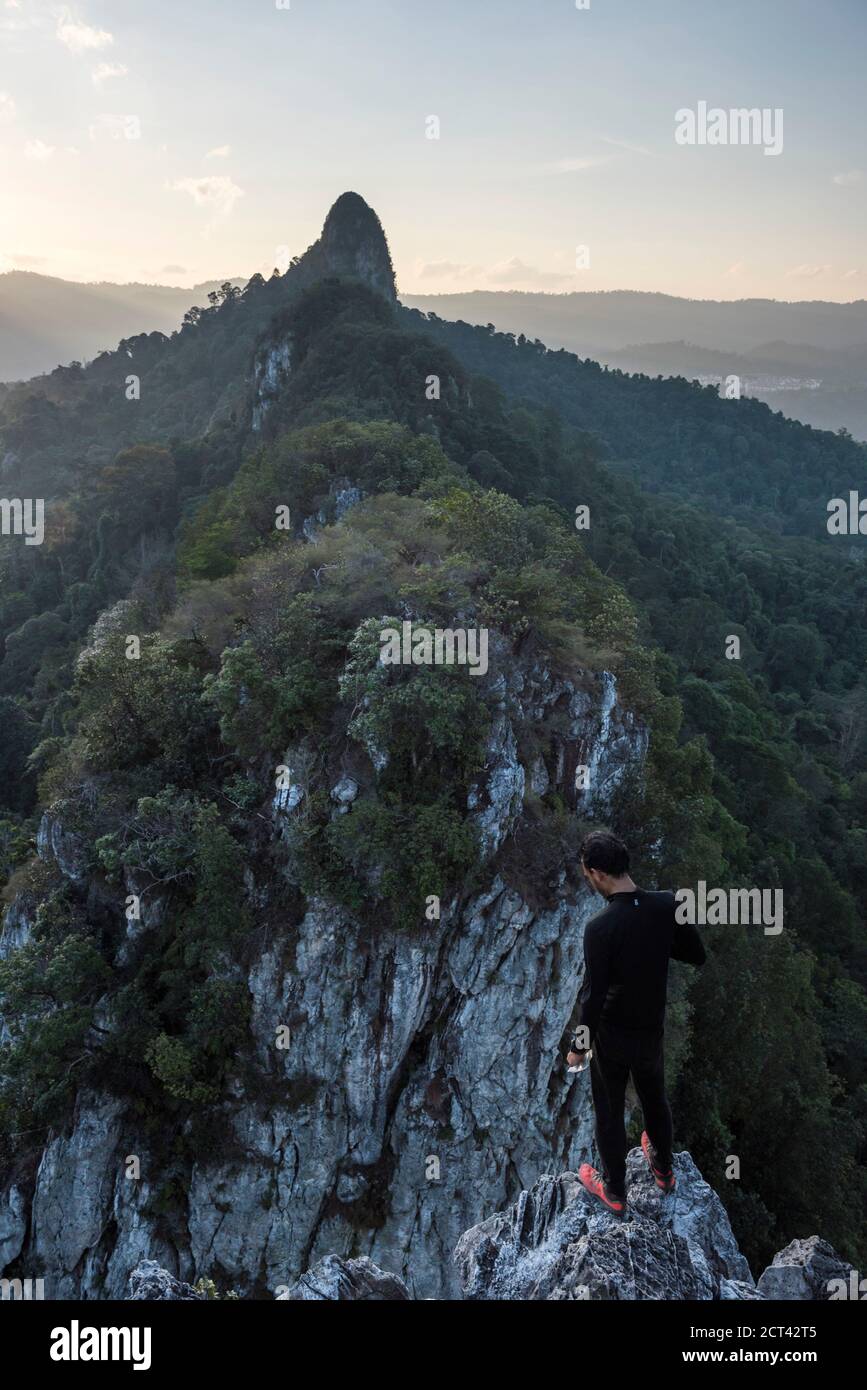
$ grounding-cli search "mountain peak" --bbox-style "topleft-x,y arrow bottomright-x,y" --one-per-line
307,191 -> 396,302
322,190 -> 379,226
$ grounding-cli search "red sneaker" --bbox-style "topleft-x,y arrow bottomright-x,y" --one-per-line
641,1131 -> 676,1193
579,1162 -> 626,1215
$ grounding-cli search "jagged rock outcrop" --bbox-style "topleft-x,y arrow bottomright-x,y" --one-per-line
36,806 -> 89,887
121,1157 -> 854,1301
251,338 -> 292,432
0,1185 -> 27,1269
0,895 -> 34,961
300,480 -> 365,540
250,192 -> 395,433
275,1254 -> 411,1301
127,1260 -> 205,1301
1,656 -> 646,1300
757,1236 -> 857,1300
304,192 -> 397,304
251,191 -> 395,433
454,1150 -> 853,1301
455,1151 -> 739,1300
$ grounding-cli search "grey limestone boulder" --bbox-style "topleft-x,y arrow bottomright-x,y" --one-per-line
128,1260 -> 205,1301
757,1236 -> 857,1301
276,1254 -> 411,1301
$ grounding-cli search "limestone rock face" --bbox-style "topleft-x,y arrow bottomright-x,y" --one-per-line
300,480 -> 365,541
251,338 -> 291,431
37,806 -> 89,886
467,714 -> 525,856
0,661 -> 649,1301
0,895 -> 35,960
0,894 -> 38,1045
0,1185 -> 28,1269
125,1152 -> 852,1302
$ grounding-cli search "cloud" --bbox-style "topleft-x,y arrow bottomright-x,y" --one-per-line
92,61 -> 127,85
726,261 -> 745,276
9,252 -> 47,266
486,257 -> 573,289
785,263 -> 832,279
88,112 -> 140,141
600,136 -> 654,157
413,256 -> 574,289
162,264 -> 186,275
205,144 -> 231,159
833,170 -> 863,186
56,7 -> 113,54
168,174 -> 244,220
0,0 -> 32,34
537,156 -> 607,174
0,90 -> 14,122
24,138 -> 55,160
842,269 -> 860,280
415,259 -> 480,280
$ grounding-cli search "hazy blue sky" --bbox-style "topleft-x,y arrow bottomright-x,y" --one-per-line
1,0 -> 865,298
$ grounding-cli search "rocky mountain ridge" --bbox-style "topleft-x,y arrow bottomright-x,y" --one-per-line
2,189 -> 864,1308
119,1149 -> 855,1301
1,650 -> 646,1301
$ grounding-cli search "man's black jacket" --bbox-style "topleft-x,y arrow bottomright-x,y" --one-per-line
576,888 -> 705,1044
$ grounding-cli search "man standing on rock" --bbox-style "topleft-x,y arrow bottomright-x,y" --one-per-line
567,831 -> 705,1215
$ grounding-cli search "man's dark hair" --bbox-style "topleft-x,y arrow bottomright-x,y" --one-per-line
580,830 -> 630,876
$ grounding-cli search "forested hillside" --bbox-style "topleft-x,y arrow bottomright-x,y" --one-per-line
0,195 -> 865,1285
401,307 -> 867,542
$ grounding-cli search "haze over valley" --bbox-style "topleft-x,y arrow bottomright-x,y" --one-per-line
4,271 -> 866,439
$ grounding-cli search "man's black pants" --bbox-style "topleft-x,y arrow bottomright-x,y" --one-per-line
589,1020 -> 673,1198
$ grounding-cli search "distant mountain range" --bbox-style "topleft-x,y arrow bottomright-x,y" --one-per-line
400,290 -> 867,353
0,270 -> 245,382
2,271 -> 866,438
403,291 -> 867,439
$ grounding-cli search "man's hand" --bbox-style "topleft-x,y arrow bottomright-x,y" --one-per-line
567,1049 -> 587,1068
